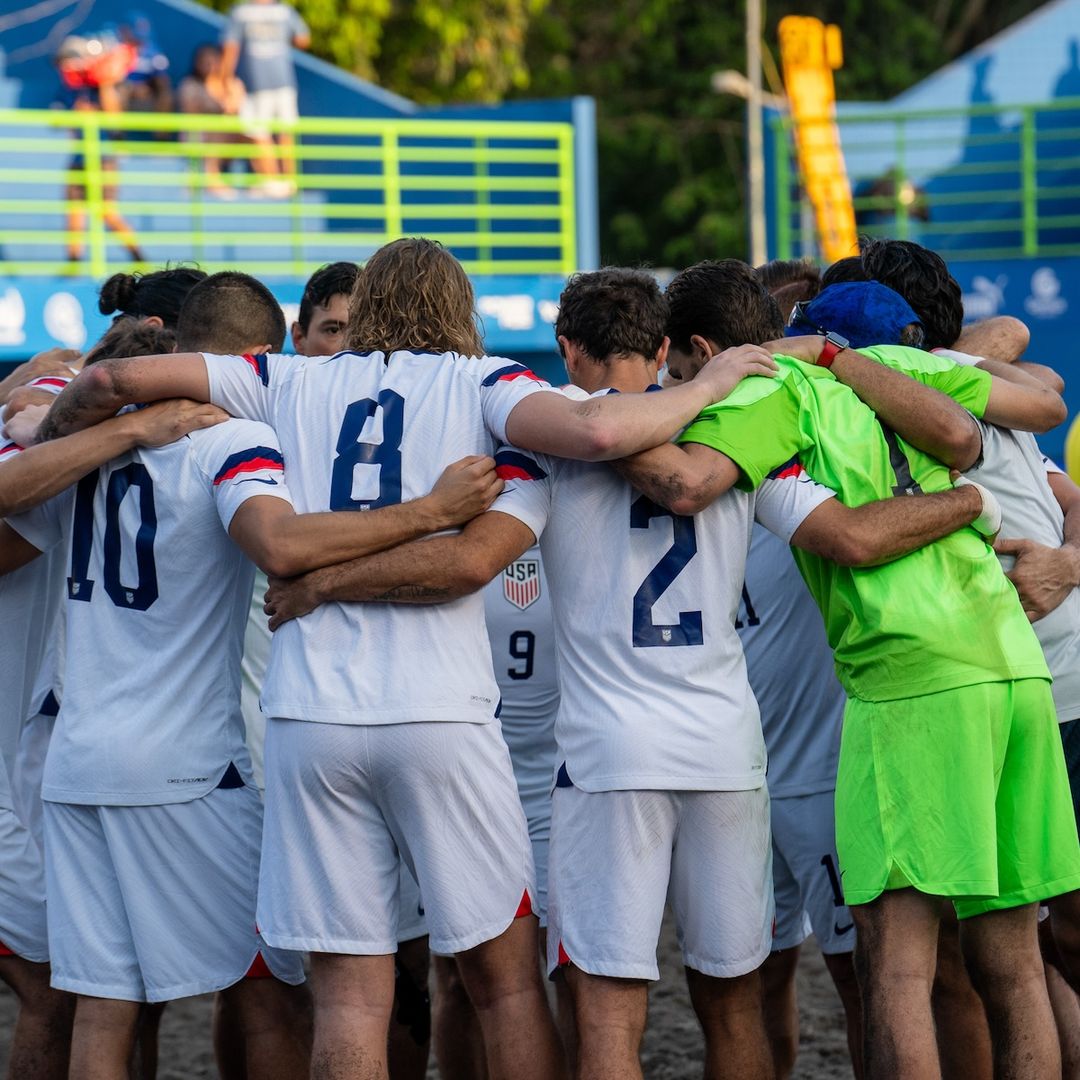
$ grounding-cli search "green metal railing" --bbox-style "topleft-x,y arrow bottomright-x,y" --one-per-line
0,108 -> 578,277
770,97 -> 1080,262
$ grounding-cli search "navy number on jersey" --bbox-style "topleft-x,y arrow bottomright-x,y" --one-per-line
629,495 -> 703,647
330,389 -> 404,510
733,584 -> 761,630
507,630 -> 535,680
68,464 -> 159,611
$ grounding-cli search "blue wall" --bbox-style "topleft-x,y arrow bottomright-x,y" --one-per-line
0,272 -> 567,362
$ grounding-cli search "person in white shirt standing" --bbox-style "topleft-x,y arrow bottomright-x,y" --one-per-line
33,239 -> 774,1080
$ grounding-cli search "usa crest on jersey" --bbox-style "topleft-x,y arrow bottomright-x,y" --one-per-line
503,558 -> 540,610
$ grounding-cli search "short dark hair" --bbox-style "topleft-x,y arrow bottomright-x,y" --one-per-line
83,320 -> 176,365
860,238 -> 962,349
175,272 -> 286,353
298,261 -> 360,333
666,260 -> 783,353
98,266 -> 207,329
755,259 -> 822,322
555,268 -> 667,362
820,255 -> 869,289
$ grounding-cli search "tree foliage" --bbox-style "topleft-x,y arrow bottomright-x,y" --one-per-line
196,0 -> 1044,264
196,0 -> 545,103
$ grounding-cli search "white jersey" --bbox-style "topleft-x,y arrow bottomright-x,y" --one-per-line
0,443 -> 64,788
967,425 -> 1080,722
2,375 -> 71,742
490,400 -> 836,793
203,349 -> 558,726
736,524 -> 845,798
483,546 -> 559,812
6,419 -> 292,805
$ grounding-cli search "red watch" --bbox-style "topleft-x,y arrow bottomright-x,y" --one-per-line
817,331 -> 849,368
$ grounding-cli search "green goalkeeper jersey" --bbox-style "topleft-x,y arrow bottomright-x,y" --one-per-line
678,344 -> 1050,702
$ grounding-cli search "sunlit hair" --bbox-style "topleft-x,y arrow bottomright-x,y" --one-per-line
344,238 -> 483,356
83,320 -> 176,365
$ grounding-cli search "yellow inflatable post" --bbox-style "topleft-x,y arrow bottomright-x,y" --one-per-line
778,16 -> 858,263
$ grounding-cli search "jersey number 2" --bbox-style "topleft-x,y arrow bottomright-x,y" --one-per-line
330,390 -> 404,510
630,496 -> 703,648
68,464 -> 159,611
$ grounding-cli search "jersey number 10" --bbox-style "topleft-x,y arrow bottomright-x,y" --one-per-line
68,464 -> 159,611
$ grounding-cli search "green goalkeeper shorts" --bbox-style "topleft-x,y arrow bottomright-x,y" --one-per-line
835,678 -> 1080,918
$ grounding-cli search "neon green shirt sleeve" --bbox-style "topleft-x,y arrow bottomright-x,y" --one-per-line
857,344 -> 993,418
677,372 -> 806,490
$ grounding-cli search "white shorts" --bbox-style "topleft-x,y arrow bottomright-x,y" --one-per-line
771,790 -> 855,955
240,87 -> 299,137
547,785 -> 773,981
0,796 -> 48,963
43,786 -> 304,1002
260,718 -> 536,958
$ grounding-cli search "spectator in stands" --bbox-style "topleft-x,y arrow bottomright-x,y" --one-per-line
55,33 -> 146,264
178,44 -> 246,198
221,0 -> 310,198
118,13 -> 173,115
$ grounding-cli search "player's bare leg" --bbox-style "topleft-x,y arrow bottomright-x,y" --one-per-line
454,915 -> 565,1080
129,1001 -> 166,1079
1048,889 -> 1080,992
0,956 -> 73,1080
1044,952 -> 1080,1080
388,936 -> 430,1080
564,966 -> 646,1080
220,972 -> 312,1080
933,906 -> 991,1080
760,946 -> 800,1077
212,991 -> 248,1080
539,929 -> 576,1072
851,888 -> 941,1079
70,995 -> 141,1080
822,951 -> 864,1079
310,952 -> 394,1080
959,902 -> 1060,1080
687,966 -> 771,1080
432,955 -> 487,1080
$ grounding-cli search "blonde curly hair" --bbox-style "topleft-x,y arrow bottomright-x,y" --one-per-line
345,238 -> 484,356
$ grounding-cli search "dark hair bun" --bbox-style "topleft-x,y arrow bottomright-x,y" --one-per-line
99,273 -> 139,316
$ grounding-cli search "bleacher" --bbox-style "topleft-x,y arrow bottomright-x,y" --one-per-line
0,0 -> 598,375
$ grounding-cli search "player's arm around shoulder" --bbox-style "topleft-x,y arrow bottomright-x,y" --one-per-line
262,509 -> 538,629
502,346 -> 777,461
613,440 -> 742,516
37,353 -> 212,442
787,482 -> 989,567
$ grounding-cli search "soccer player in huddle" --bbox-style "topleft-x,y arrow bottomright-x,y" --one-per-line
36,238 -> 770,1080
263,267 -> 997,1079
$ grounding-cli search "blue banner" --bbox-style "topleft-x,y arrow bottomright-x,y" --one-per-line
0,273 -> 567,361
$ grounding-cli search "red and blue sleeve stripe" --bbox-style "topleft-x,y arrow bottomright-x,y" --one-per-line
213,446 -> 284,485
494,449 -> 547,482
0,441 -> 23,460
481,364 -> 545,388
767,456 -> 805,481
242,353 -> 271,386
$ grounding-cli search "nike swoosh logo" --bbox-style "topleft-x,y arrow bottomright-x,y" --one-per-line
834,921 -> 854,935
239,477 -> 279,486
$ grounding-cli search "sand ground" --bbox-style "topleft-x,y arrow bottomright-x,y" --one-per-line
0,920 -> 853,1079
